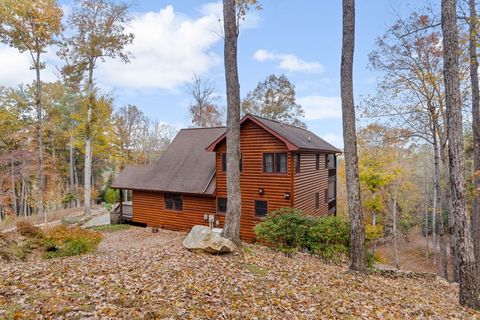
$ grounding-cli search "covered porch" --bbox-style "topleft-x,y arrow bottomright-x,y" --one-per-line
112,189 -> 133,222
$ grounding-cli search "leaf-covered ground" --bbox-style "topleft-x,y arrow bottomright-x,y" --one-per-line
1,227 -> 478,319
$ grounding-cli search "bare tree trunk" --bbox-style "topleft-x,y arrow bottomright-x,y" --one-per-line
425,166 -> 430,261
392,183 -> 400,269
440,136 -> 459,281
433,181 -> 437,264
341,0 -> 366,272
469,0 -> 480,262
84,65 -> 94,216
221,0 -> 242,244
10,158 -> 17,215
434,132 -> 448,278
34,50 -> 45,222
20,166 -> 26,217
441,0 -> 480,308
69,135 -> 75,208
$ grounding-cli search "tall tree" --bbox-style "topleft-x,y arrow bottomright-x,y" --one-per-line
221,0 -> 242,244
114,105 -> 147,165
59,0 -> 134,215
341,0 -> 366,272
469,0 -> 480,262
187,75 -> 223,127
441,0 -> 480,308
364,12 -> 456,278
242,74 -> 306,127
0,0 -> 63,220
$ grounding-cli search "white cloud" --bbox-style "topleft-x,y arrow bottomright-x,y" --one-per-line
254,49 -> 324,73
97,5 -> 223,90
297,95 -> 342,120
0,46 -> 58,87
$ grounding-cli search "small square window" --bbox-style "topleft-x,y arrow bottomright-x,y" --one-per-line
254,200 -> 268,217
164,193 -> 183,211
217,197 -> 227,213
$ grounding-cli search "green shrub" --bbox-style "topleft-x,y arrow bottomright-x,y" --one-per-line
42,225 -> 102,259
305,216 -> 350,263
103,188 -> 119,204
254,208 -> 311,256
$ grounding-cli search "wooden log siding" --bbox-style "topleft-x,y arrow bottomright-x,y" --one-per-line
132,191 -> 216,231
215,119 -> 292,241
294,152 -> 330,217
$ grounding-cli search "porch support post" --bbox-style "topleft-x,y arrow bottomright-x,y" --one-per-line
119,189 -> 123,217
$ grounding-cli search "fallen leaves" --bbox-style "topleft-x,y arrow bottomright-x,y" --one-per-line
0,226 -> 478,319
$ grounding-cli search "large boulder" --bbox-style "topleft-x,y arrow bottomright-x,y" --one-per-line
183,225 -> 237,254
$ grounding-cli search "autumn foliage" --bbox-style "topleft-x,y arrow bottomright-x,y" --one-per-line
42,225 -> 102,258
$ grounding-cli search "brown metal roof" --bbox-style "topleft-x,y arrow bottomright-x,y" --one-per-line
206,114 -> 342,153
112,127 -> 225,195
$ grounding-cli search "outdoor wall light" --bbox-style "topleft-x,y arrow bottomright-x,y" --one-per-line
258,187 -> 264,195
284,192 -> 291,200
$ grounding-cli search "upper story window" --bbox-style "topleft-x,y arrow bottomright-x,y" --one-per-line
164,193 -> 183,211
254,200 -> 268,217
316,154 -> 320,170
327,154 -> 336,170
295,153 -> 301,173
217,197 -> 227,213
221,153 -> 227,172
263,153 -> 287,173
221,153 -> 242,172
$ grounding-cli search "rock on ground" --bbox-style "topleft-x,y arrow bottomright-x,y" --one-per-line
183,225 -> 236,254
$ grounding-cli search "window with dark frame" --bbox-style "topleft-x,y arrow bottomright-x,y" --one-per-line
316,154 -> 320,170
263,153 -> 287,173
324,189 -> 328,204
275,153 -> 287,173
164,193 -> 183,211
221,153 -> 226,172
325,154 -> 328,168
254,200 -> 268,217
263,153 -> 274,173
217,197 -> 227,213
315,192 -> 320,209
295,153 -> 301,173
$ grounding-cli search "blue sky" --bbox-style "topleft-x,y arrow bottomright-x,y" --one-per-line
0,0 -> 422,148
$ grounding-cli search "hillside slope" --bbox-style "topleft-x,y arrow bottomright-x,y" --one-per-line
0,227 -> 478,319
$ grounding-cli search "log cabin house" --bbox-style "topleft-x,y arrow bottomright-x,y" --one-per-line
112,114 -> 341,242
